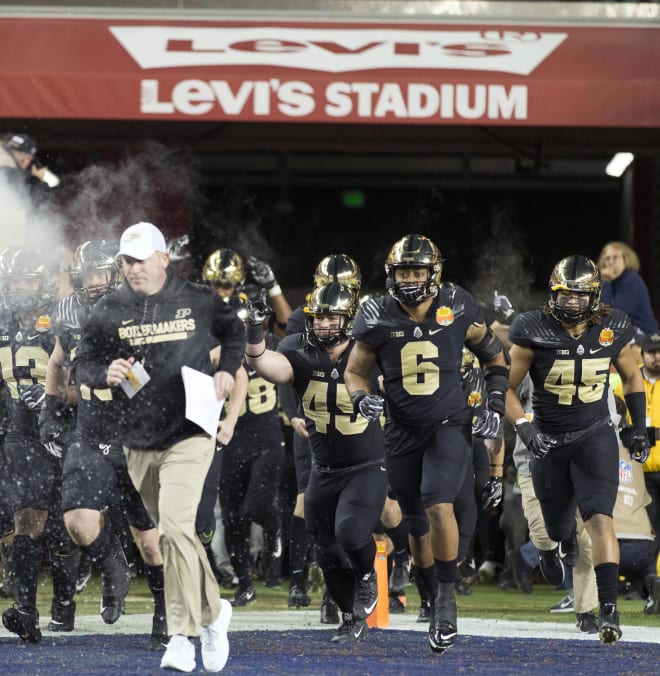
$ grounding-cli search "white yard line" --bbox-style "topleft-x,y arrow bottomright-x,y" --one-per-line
3,610 -> 657,644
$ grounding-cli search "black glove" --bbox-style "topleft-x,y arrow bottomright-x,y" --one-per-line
42,441 -> 63,459
480,477 -> 503,510
246,256 -> 277,290
620,426 -> 652,463
38,394 -> 68,445
472,409 -> 502,439
351,390 -> 384,422
18,383 -> 46,411
516,420 -> 558,460
247,288 -> 273,327
493,291 -> 515,321
630,433 -> 651,464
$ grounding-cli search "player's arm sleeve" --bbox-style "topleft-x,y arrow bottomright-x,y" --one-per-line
212,295 -> 247,376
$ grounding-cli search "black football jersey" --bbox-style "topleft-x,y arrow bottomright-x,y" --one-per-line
53,295 -> 124,442
0,306 -> 56,440
509,309 -> 633,434
351,287 -> 485,426
278,333 -> 384,469
233,333 -> 281,429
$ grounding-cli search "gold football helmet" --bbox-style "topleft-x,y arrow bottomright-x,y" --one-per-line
385,234 -> 443,305
313,254 -> 361,292
69,239 -> 120,303
548,255 -> 601,324
0,246 -> 59,312
202,248 -> 245,287
303,282 -> 358,348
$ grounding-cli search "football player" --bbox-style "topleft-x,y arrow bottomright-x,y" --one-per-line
505,254 -> 650,644
245,282 -> 387,643
283,254 -> 362,620
344,234 -> 509,654
0,246 -> 76,644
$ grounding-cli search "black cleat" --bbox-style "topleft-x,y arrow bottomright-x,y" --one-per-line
320,595 -> 340,625
389,594 -> 406,614
576,612 -> 598,634
389,559 -> 411,594
3,606 -> 42,643
230,585 -> 256,607
598,604 -> 622,644
100,547 -> 131,625
148,613 -> 168,651
558,532 -> 579,568
48,600 -> 75,632
643,575 -> 660,615
330,613 -> 368,643
354,568 -> 378,621
429,620 -> 458,653
539,547 -> 565,587
429,582 -> 457,654
511,549 -> 534,594
288,584 -> 311,608
417,600 -> 431,623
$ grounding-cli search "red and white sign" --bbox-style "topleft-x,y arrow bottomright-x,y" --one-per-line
0,17 -> 659,126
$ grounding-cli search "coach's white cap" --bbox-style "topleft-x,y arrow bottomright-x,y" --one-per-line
119,222 -> 167,261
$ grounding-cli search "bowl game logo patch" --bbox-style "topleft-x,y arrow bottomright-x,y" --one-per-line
435,306 -> 454,326
598,328 -> 614,347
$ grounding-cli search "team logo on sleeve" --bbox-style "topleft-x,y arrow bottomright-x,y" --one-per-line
435,307 -> 454,326
34,315 -> 52,331
598,328 -> 614,347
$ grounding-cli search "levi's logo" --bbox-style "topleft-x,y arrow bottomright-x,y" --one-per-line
110,26 -> 567,76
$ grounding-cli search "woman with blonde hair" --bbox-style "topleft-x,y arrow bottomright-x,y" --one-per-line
598,241 -> 658,338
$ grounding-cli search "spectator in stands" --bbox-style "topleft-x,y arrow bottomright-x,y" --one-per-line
598,241 -> 658,342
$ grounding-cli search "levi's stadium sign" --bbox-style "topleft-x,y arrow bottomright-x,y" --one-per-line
0,17 -> 659,126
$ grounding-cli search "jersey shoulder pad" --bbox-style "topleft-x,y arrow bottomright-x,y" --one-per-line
601,308 -> 632,332
53,295 -> 82,332
509,310 -> 564,347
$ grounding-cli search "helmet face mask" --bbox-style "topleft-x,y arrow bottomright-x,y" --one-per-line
167,234 -> 196,280
304,282 -> 357,348
69,239 -> 120,304
0,247 -> 59,312
202,249 -> 245,291
548,255 -> 601,325
385,234 -> 443,305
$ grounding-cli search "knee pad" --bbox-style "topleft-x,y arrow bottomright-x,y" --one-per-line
335,515 -> 369,553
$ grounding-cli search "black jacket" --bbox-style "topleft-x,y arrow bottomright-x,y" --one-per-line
75,267 -> 246,450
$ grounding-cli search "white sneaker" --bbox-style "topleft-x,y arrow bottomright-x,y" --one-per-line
160,634 -> 196,672
201,598 -> 232,672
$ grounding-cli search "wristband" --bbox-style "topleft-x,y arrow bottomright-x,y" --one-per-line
247,323 -> 265,345
515,417 -> 529,427
245,347 -> 266,359
268,284 -> 282,298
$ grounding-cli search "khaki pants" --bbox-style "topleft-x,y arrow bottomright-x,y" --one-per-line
518,473 -> 598,614
126,435 -> 220,636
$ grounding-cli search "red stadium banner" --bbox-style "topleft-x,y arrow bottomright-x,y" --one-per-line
0,17 -> 659,126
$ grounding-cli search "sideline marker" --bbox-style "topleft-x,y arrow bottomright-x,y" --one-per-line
367,540 -> 389,628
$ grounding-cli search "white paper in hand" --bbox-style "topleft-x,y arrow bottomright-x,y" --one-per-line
181,366 -> 224,437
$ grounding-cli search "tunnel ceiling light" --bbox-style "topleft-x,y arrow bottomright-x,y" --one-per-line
605,152 -> 634,177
